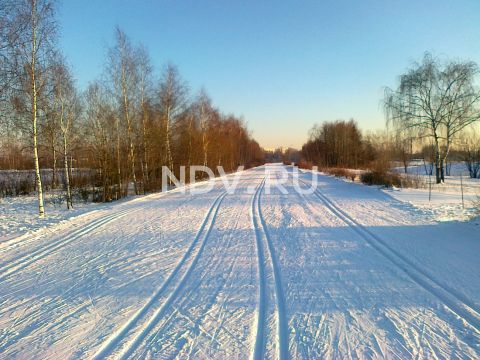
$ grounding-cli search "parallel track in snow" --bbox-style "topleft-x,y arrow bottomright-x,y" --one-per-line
251,178 -> 289,360
298,172 -> 480,334
92,190 -> 228,360
0,208 -> 137,282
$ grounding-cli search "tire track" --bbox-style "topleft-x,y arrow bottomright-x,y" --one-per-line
251,177 -> 289,360
92,191 -> 227,360
0,208 -> 136,282
298,172 -> 480,334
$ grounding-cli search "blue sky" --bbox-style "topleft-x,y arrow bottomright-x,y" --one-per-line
58,0 -> 480,149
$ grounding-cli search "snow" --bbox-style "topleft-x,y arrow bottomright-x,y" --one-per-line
0,164 -> 479,359
0,193 -> 100,242
390,162 -> 479,221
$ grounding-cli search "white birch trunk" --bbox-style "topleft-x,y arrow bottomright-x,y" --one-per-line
31,0 -> 45,217
63,133 -> 72,209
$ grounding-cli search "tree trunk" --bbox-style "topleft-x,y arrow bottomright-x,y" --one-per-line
121,68 -> 138,196
52,146 -> 57,189
102,161 -> 107,202
33,107 -> 45,217
63,134 -> 72,209
165,107 -> 174,186
142,137 -> 148,193
440,159 -> 444,183
116,118 -> 122,198
128,135 -> 137,195
435,157 -> 441,184
434,135 -> 442,184
202,128 -> 208,169
69,155 -> 73,185
31,0 -> 45,217
441,141 -> 451,183
165,107 -> 173,171
141,103 -> 149,193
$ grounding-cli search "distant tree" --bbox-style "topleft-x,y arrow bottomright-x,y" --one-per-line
1,16 -> 264,203
393,129 -> 413,174
419,143 -> 435,176
51,56 -> 77,209
195,89 -> 213,168
302,119 -> 367,169
158,64 -> 188,172
84,81 -> 117,201
282,147 -> 301,164
42,95 -> 60,189
108,27 -> 139,195
462,130 -> 480,179
384,53 -> 480,183
136,44 -> 153,192
0,0 -> 14,103
174,106 -> 198,179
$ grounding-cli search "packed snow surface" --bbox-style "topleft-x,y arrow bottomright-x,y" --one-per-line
0,164 -> 479,359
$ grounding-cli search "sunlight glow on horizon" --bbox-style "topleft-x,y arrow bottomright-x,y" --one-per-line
59,0 -> 480,149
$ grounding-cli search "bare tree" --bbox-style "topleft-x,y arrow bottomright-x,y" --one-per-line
2,13 -> 266,203
0,1 -> 23,166
12,0 -> 57,216
108,27 -> 139,195
51,56 -> 77,208
0,1 -> 10,95
41,96 -> 59,188
393,128 -> 413,174
84,81 -> 116,201
302,120 -> 366,169
136,44 -> 152,192
0,0 -> 22,105
384,53 -> 480,183
158,64 -> 188,172
196,89 -> 212,168
462,128 -> 480,179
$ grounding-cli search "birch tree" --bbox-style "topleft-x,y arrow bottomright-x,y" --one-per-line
462,131 -> 480,179
108,28 -> 139,195
0,1 -> 11,104
0,1 -> 23,167
384,53 -> 480,183
13,0 -> 57,217
196,89 -> 213,168
0,0 -> 21,105
51,56 -> 76,208
85,81 -> 116,202
42,103 -> 59,188
158,64 -> 188,172
136,44 -> 152,192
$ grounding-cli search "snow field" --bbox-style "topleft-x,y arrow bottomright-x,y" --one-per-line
0,164 -> 479,359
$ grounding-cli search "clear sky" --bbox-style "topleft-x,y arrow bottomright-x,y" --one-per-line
58,0 -> 480,149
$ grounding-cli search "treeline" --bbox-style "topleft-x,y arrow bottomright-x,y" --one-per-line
298,53 -> 480,185
301,119 -> 375,169
298,118 -> 480,185
0,1 -> 263,214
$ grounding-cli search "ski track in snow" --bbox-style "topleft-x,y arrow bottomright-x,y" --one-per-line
251,177 -> 289,360
0,208 -> 138,282
250,179 -> 268,360
96,191 -> 228,359
0,165 -> 479,359
298,173 -> 480,333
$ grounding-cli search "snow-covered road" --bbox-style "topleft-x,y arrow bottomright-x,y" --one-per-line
1,164 -> 479,359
